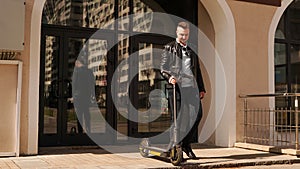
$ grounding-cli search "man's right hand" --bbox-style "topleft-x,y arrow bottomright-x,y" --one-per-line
169,76 -> 176,85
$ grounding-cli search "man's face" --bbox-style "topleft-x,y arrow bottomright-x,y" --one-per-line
75,60 -> 83,67
176,27 -> 189,45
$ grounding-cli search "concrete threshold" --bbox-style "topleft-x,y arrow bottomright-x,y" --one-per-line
235,142 -> 300,156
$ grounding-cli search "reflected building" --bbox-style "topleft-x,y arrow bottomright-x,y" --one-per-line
43,0 -> 85,98
43,0 -> 158,109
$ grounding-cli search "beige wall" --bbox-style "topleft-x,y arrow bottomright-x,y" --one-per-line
226,0 -> 278,142
198,2 -> 215,145
200,0 -> 236,147
0,0 -> 25,50
0,0 -> 34,155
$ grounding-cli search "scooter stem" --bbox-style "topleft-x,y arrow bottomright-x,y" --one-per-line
173,84 -> 178,144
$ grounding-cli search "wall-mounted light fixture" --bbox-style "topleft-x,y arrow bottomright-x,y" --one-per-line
236,0 -> 281,7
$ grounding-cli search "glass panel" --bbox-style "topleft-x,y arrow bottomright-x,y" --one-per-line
291,44 -> 300,93
67,38 -> 85,134
43,0 -> 115,29
137,42 -> 171,133
275,66 -> 287,107
275,66 -> 287,92
275,15 -> 285,39
88,39 -> 108,133
116,34 -> 130,140
274,43 -> 286,65
133,0 -> 153,32
289,1 -> 300,41
291,44 -> 300,64
43,36 -> 59,134
68,38 -> 107,134
118,0 -> 130,31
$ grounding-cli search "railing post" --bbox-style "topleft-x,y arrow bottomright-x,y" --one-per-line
295,96 -> 299,150
244,98 -> 248,143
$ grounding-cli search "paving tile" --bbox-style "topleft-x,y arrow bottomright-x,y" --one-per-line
1,146 -> 300,169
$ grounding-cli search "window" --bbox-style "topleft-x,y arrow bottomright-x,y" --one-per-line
275,0 -> 300,99
274,1 -> 300,128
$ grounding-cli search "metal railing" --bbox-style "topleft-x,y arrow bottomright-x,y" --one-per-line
239,93 -> 300,150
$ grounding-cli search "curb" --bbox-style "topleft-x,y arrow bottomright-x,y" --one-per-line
150,158 -> 300,169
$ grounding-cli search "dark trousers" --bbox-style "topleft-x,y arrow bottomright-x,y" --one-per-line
168,86 -> 203,147
75,98 -> 91,133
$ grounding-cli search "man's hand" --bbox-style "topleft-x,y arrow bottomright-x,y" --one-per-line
169,76 -> 176,85
200,91 -> 205,99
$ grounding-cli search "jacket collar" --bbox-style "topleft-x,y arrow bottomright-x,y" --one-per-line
176,39 -> 188,48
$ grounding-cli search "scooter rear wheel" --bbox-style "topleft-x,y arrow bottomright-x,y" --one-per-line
139,138 -> 150,157
170,145 -> 183,166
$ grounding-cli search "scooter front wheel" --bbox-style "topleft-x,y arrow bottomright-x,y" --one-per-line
139,138 -> 150,157
170,145 -> 183,166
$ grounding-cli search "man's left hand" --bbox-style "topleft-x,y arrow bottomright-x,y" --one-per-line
200,92 -> 205,99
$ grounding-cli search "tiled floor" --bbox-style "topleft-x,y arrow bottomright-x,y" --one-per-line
1,145 -> 300,169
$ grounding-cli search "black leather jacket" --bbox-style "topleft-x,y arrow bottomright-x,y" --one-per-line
160,41 -> 206,93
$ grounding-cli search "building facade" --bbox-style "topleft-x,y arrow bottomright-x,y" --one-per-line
0,0 -> 299,155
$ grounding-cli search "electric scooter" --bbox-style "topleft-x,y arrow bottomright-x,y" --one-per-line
139,84 -> 183,166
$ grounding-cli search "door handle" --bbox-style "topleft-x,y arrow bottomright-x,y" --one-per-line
63,79 -> 72,98
50,80 -> 60,98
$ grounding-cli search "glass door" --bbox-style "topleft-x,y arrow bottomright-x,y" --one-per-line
39,25 -> 114,146
130,34 -> 173,142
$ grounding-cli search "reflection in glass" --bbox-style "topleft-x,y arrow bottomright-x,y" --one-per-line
275,67 -> 287,92
291,44 -> 300,93
275,66 -> 287,108
43,36 -> 59,134
116,34 -> 130,140
274,0 -> 300,117
289,1 -> 300,41
133,0 -> 153,32
68,38 -> 108,134
43,0 -> 115,29
275,16 -> 285,39
274,43 -> 286,65
118,0 -> 130,31
87,39 -> 108,133
67,38 -> 85,134
137,42 -> 171,133
291,44 -> 300,64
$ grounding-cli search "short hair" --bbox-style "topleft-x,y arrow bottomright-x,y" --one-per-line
177,21 -> 189,30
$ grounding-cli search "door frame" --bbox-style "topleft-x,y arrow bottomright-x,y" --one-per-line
129,33 -> 173,140
39,24 -> 115,146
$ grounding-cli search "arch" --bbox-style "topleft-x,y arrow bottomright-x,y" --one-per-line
199,0 -> 236,147
28,0 -> 236,153
268,0 -> 293,96
27,0 -> 46,154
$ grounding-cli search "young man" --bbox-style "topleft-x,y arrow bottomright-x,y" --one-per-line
72,58 -> 95,133
160,21 -> 206,159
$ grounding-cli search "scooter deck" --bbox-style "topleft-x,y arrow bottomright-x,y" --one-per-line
143,145 -> 170,157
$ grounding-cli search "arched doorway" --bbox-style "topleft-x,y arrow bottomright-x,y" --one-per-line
274,0 -> 300,105
39,0 -> 198,146
27,0 -> 236,152
270,0 -> 300,130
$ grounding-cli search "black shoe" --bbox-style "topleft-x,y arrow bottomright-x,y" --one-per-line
182,147 -> 189,155
182,146 -> 197,159
187,146 -> 197,159
187,149 -> 196,159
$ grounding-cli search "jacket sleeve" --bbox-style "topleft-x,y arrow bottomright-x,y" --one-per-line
88,69 -> 96,98
72,69 -> 78,97
195,56 -> 206,93
160,44 -> 172,81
